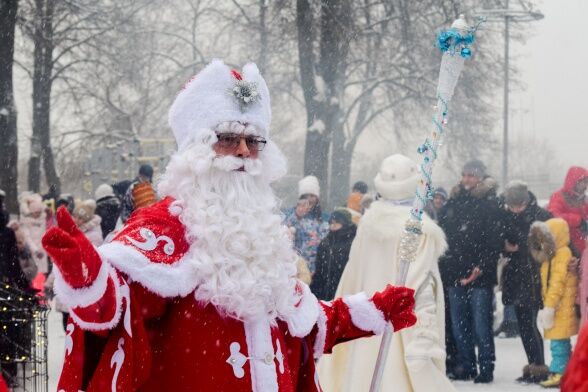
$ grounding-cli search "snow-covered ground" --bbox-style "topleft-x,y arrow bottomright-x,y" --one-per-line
46,308 -> 558,391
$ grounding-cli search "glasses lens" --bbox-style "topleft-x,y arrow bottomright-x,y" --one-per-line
218,134 -> 240,148
245,137 -> 259,150
245,137 -> 267,151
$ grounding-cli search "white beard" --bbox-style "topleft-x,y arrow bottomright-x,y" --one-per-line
158,129 -> 298,321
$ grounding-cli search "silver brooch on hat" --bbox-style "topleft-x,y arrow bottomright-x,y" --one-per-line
229,70 -> 260,112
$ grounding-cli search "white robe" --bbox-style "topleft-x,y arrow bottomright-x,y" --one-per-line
317,200 -> 456,392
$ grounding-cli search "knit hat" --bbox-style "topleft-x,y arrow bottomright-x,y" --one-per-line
73,199 -> 96,224
434,187 -> 448,200
462,159 -> 487,178
95,183 -> 115,201
330,209 -> 352,226
374,154 -> 419,201
168,59 -> 271,150
298,175 -> 320,198
504,180 -> 530,206
139,164 -> 154,181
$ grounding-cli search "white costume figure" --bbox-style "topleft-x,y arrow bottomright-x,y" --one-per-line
318,154 -> 456,392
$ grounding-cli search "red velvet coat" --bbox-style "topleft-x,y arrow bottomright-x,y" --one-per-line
53,198 -> 397,392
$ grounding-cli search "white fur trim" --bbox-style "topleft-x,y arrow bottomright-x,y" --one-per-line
313,302 -> 328,359
343,292 -> 388,335
168,60 -> 271,150
69,268 -> 123,331
244,318 -> 279,392
99,241 -> 199,298
53,260 -> 110,309
282,283 -> 320,338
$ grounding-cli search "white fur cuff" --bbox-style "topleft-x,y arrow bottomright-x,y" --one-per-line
313,302 -> 328,359
53,260 -> 111,309
69,267 -> 123,331
343,292 -> 388,335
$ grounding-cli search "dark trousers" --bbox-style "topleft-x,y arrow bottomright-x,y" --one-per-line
444,287 -> 458,372
514,304 -> 544,365
449,286 -> 496,375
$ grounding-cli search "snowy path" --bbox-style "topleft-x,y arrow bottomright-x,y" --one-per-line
46,309 -> 558,391
454,337 -> 554,391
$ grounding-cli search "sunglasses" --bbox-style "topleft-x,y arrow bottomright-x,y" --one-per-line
215,133 -> 267,152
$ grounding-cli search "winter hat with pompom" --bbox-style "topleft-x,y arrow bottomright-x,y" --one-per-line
298,176 -> 320,198
73,199 -> 97,224
374,154 -> 419,201
168,59 -> 271,150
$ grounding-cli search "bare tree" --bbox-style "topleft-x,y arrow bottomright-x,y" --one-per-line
0,0 -> 19,212
18,0 -> 146,194
295,0 -> 517,206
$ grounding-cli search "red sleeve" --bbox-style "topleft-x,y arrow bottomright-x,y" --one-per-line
548,193 -> 582,228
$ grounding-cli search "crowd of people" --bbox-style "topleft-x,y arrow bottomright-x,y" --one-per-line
283,159 -> 588,390
0,59 -> 587,392
0,158 -> 586,390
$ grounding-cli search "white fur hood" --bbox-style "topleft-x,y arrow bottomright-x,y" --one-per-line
360,200 -> 447,260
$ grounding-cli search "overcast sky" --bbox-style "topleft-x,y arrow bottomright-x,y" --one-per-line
510,0 -> 588,183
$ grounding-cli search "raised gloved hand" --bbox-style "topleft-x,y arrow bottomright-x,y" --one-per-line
538,307 -> 555,330
42,207 -> 102,289
371,284 -> 417,332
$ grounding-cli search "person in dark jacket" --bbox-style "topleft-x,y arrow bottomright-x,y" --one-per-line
310,209 -> 356,300
500,181 -> 552,383
0,208 -> 36,387
94,183 -> 121,239
438,159 -> 503,384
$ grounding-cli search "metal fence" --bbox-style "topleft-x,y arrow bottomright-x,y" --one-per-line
0,285 -> 49,392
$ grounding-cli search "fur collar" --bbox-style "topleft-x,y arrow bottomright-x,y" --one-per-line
359,201 -> 447,258
528,221 -> 556,263
450,176 -> 498,199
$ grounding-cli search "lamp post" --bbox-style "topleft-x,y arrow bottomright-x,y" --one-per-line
475,1 -> 543,187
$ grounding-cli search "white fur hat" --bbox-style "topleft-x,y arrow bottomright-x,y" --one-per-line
94,183 -> 114,201
298,175 -> 320,198
374,154 -> 419,201
168,59 -> 271,150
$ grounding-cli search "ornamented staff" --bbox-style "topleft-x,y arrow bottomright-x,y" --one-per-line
369,14 -> 484,392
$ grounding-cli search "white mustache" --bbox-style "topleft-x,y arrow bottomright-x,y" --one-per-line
212,155 -> 262,176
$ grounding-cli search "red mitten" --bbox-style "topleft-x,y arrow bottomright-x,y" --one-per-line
371,284 -> 416,332
42,207 -> 102,289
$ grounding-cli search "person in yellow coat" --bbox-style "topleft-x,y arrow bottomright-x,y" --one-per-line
529,218 -> 579,388
317,154 -> 456,392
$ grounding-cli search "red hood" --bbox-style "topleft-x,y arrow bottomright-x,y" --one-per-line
562,166 -> 588,194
